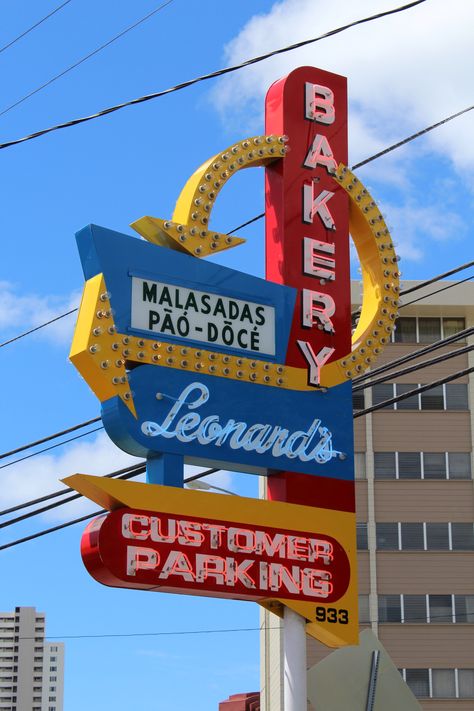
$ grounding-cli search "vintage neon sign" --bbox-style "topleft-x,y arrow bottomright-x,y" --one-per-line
81,508 -> 351,602
68,65 -> 399,648
65,474 -> 357,647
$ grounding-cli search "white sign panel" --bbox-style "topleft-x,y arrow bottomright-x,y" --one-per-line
131,277 -> 276,356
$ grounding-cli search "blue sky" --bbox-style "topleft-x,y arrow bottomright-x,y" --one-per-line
0,0 -> 473,708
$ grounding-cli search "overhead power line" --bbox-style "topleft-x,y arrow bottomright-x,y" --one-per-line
0,467 -> 219,549
0,426 -> 104,472
0,0 -> 175,118
0,0 -> 73,55
352,344 -> 474,393
353,366 -> 474,418
400,274 -> 473,309
0,416 -> 101,462
0,0 -> 428,151
400,260 -> 474,297
353,325 -> 474,385
0,312 -> 471,471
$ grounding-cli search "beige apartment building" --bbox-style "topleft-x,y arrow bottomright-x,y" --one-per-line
261,279 -> 474,710
0,607 -> 64,711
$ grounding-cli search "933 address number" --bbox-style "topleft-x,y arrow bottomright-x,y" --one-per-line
315,607 -> 349,624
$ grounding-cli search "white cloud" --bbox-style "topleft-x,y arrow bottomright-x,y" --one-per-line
0,281 -> 79,346
209,0 -> 474,262
0,431 -> 238,525
212,0 -> 474,167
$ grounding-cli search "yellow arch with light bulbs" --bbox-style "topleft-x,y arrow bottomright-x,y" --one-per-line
131,137 -> 400,386
70,137 -> 399,417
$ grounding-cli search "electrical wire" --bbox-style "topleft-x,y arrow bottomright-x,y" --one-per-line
0,467 -> 220,549
0,426 -> 103,472
0,212 -> 264,354
1,319 -> 471,470
353,366 -> 474,418
352,344 -> 474,393
400,274 -> 473,309
0,0 -> 73,55
0,0 -> 428,151
352,326 -> 474,385
0,416 -> 101,461
0,461 -> 146,516
0,0 -> 175,118
400,260 -> 474,297
0,307 -> 78,349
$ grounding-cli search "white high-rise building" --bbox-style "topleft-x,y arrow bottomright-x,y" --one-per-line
0,607 -> 64,711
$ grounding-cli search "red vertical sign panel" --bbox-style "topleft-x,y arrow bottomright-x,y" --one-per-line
265,66 -> 352,509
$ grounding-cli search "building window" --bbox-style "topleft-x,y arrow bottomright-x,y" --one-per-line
403,595 -> 427,623
393,316 -> 465,343
458,670 -> 474,698
400,522 -> 424,550
376,523 -> 399,550
405,669 -> 430,698
374,452 -> 396,479
451,523 -> 474,550
372,383 -> 394,409
396,383 -> 419,410
418,317 -> 442,343
420,384 -> 444,410
448,452 -> 471,479
445,383 -> 469,410
423,452 -> 446,479
425,523 -> 450,550
378,595 -> 401,623
356,523 -> 368,550
443,317 -> 465,338
393,317 -> 416,343
429,595 -> 453,623
352,391 -> 365,410
398,452 -> 421,479
432,669 -> 456,697
455,595 -> 474,623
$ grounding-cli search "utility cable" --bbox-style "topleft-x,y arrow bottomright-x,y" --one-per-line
0,416 -> 101,461
0,426 -> 103,472
400,260 -> 474,297
353,326 -> 474,385
0,461 -> 146,516
0,0 -> 175,118
353,366 -> 474,418
352,344 -> 474,393
0,307 -> 78,349
0,0 -> 73,55
1,324 -> 471,468
0,363 -> 471,547
0,0 -> 428,151
399,274 -> 473,309
9,610 -> 474,640
0,212 -> 264,353
0,467 -> 220,549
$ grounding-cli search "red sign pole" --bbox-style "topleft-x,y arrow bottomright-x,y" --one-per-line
265,66 -> 352,710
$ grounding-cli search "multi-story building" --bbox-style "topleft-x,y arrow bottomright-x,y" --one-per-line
0,607 -> 64,711
261,279 -> 474,710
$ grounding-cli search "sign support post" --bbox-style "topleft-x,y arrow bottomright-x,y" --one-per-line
283,607 -> 308,711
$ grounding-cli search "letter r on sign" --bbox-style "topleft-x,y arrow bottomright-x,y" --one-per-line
302,290 -> 336,333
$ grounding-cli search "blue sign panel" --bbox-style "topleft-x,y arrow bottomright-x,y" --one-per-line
102,367 -> 354,479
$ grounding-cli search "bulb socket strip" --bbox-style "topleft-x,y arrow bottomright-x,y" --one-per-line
317,164 -> 400,385
131,136 -> 288,259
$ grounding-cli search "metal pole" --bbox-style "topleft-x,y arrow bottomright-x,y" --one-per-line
283,607 -> 307,711
366,650 -> 380,711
